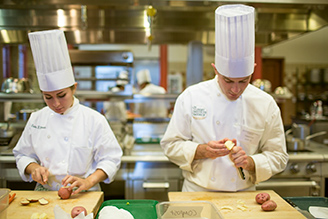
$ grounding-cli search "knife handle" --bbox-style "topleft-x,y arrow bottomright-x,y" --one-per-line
238,167 -> 246,180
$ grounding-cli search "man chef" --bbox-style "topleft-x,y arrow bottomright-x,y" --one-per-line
13,30 -> 122,195
134,69 -> 168,118
160,4 -> 288,192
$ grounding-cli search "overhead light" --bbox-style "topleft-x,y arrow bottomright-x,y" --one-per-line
57,9 -> 65,27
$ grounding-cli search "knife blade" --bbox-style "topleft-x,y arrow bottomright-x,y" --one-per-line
225,140 -> 246,180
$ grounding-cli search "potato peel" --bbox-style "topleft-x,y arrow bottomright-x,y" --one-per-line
220,206 -> 233,211
237,205 -> 248,211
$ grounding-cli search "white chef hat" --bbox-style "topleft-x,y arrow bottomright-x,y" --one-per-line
28,29 -> 75,92
136,69 -> 151,85
215,4 -> 255,78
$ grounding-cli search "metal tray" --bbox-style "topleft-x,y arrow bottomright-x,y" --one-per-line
284,197 -> 328,210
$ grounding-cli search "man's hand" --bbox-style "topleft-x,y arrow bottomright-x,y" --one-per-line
194,138 -> 231,160
230,146 -> 255,172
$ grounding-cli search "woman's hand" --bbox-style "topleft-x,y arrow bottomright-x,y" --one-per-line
61,175 -> 93,195
194,138 -> 231,160
25,162 -> 50,185
62,169 -> 108,195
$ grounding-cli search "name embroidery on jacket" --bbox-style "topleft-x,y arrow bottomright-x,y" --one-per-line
31,124 -> 46,129
192,106 -> 207,120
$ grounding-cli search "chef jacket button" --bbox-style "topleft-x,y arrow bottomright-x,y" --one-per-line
64,137 -> 69,141
46,157 -> 49,161
47,135 -> 51,139
217,93 -> 220,96
216,121 -> 220,125
68,116 -> 73,120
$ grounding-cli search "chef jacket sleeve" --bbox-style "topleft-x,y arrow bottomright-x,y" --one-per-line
161,91 -> 199,172
13,114 -> 41,182
250,102 -> 289,184
92,116 -> 123,184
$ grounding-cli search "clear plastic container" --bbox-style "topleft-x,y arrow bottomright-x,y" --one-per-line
156,201 -> 224,219
0,189 -> 10,219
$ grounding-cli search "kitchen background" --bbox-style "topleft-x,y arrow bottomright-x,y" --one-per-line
2,27 -> 328,128
0,0 -> 328,200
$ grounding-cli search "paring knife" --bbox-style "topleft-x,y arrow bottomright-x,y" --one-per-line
225,140 -> 245,180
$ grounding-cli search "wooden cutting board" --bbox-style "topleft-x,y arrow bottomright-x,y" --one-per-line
7,190 -> 104,219
169,190 -> 306,219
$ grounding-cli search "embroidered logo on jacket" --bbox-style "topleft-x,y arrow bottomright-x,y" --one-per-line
192,106 -> 207,120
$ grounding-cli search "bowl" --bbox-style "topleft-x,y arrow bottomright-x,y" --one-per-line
0,189 -> 10,219
1,78 -> 19,93
1,77 -> 33,93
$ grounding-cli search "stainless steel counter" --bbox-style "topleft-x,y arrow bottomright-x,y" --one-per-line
0,144 -> 169,163
2,141 -> 328,163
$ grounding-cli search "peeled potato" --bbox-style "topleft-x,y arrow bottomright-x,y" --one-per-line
225,140 -> 235,150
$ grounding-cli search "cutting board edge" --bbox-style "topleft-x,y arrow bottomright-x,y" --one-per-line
92,191 -> 104,217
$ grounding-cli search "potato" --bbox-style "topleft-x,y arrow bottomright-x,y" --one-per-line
58,187 -> 72,199
261,200 -> 277,211
20,199 -> 30,206
71,206 -> 87,218
255,192 -> 270,204
38,198 -> 49,205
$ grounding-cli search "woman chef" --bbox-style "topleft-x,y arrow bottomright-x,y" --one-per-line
13,30 -> 123,195
160,5 -> 288,192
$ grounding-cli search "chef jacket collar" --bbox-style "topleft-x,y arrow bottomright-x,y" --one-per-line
60,96 -> 79,115
213,75 -> 244,101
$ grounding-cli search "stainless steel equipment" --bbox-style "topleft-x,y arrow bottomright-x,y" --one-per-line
1,1 -> 328,46
286,131 -> 327,151
257,141 -> 328,197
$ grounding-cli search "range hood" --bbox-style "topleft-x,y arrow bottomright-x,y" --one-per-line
1,0 -> 328,46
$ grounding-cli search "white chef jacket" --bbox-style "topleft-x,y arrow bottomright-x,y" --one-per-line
135,83 -> 168,118
13,97 -> 123,191
103,100 -> 127,123
160,76 -> 288,192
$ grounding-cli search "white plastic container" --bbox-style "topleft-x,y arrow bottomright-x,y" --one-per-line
156,201 -> 224,219
0,189 -> 10,219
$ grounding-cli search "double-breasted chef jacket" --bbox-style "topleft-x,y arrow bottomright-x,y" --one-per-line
160,76 -> 289,192
13,97 -> 123,191
135,83 -> 168,118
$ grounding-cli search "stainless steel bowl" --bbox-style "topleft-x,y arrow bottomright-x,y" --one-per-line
1,77 -> 33,93
1,77 -> 19,93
